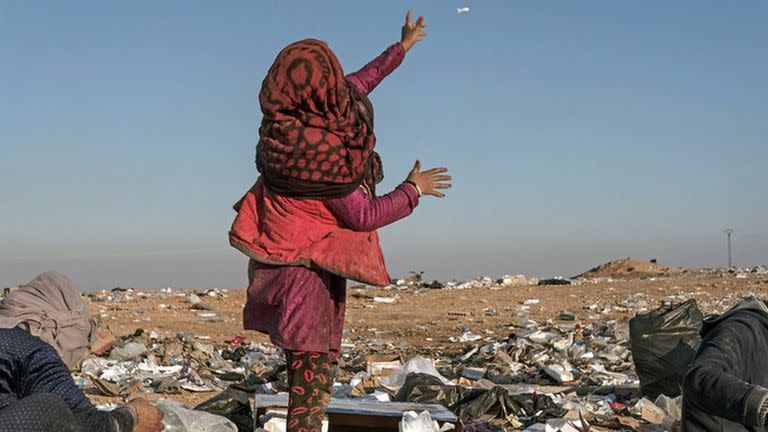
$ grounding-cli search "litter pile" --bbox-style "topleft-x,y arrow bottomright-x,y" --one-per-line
381,272 -> 541,291
65,265 -> 768,431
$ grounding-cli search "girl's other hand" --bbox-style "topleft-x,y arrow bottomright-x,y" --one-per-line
406,161 -> 451,198
401,10 -> 427,52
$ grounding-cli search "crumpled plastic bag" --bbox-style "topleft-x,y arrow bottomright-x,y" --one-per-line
195,388 -> 253,432
394,373 -> 478,411
629,299 -> 703,398
157,399 -> 238,432
380,356 -> 449,389
654,394 -> 682,421
400,410 -> 440,432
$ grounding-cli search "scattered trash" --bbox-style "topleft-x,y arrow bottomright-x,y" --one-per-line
399,410 -> 442,432
68,265 -> 768,431
195,388 -> 253,432
461,367 -> 487,381
380,356 -> 450,389
500,275 -> 530,287
538,278 -> 573,286
187,293 -> 201,305
109,342 -> 147,361
89,376 -> 143,397
544,362 -> 574,384
447,311 -> 471,317
654,394 -> 682,421
367,355 -> 402,377
374,296 -> 397,304
227,336 -> 247,347
157,399 -> 238,432
630,397 -> 667,424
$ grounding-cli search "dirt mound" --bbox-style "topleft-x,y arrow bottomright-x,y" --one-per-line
576,258 -> 684,279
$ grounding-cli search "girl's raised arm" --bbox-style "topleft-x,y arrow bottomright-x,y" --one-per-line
345,11 -> 427,95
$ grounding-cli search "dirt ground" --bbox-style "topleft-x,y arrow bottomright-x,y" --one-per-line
85,270 -> 768,409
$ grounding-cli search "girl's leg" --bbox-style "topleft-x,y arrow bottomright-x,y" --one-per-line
285,350 -> 334,432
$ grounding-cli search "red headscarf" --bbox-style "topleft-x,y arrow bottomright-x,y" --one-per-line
256,39 -> 383,198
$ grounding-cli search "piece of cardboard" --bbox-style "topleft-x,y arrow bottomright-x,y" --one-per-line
366,355 -> 401,377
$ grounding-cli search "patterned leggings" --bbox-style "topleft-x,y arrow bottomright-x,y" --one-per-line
286,350 -> 334,432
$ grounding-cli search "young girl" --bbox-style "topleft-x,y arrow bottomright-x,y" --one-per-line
230,11 -> 451,431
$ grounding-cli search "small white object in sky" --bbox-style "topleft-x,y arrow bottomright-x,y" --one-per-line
457,7 -> 470,14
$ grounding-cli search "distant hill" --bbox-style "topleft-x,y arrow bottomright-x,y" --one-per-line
575,257 -> 685,279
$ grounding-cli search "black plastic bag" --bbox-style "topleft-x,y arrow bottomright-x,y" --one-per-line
456,387 -> 524,421
394,373 -> 565,423
395,373 -> 479,411
195,387 -> 253,432
629,299 -> 703,399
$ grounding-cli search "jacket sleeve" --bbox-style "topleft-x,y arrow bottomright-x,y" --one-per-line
325,183 -> 419,232
683,320 -> 768,427
345,43 -> 405,95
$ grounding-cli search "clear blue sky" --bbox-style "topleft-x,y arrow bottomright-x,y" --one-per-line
1,1 -> 766,291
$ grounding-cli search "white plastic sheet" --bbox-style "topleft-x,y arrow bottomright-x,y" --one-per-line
399,411 -> 440,432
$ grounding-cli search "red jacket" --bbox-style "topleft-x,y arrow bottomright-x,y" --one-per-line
229,178 -> 391,286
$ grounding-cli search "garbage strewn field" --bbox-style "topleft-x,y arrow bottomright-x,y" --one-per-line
70,261 -> 768,431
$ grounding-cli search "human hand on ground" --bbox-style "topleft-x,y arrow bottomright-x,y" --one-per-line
401,10 -> 427,52
406,161 -> 451,198
127,398 -> 163,432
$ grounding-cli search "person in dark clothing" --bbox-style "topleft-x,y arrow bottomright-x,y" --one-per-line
682,296 -> 768,432
0,327 -> 162,432
0,392 -> 80,432
0,272 -> 163,432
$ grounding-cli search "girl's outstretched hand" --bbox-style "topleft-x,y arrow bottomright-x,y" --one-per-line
406,161 -> 451,198
401,10 -> 426,52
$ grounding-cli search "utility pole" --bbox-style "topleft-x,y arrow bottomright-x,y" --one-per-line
724,228 -> 734,269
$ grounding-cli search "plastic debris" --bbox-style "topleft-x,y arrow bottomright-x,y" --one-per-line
380,356 -> 450,389
66,266 -> 768,431
374,296 -> 397,304
500,275 -> 530,287
227,336 -> 247,347
157,399 -> 238,432
544,362 -> 575,384
195,388 -> 253,432
630,397 -> 667,424
109,342 -> 147,361
538,278 -> 573,286
399,410 -> 441,432
457,7 -> 470,14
